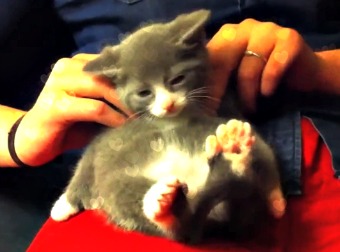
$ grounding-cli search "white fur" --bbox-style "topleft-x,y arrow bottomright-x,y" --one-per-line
143,146 -> 209,198
143,176 -> 179,222
150,86 -> 187,117
50,193 -> 79,221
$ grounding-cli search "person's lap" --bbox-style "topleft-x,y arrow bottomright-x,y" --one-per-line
27,118 -> 340,252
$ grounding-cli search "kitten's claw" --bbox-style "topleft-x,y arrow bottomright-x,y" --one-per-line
143,176 -> 183,228
50,194 -> 79,221
205,119 -> 255,176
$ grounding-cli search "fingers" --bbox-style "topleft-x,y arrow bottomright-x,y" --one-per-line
262,28 -> 304,96
207,19 -> 258,108
47,71 -> 130,115
237,22 -> 276,111
51,57 -> 86,73
35,55 -> 130,127
72,53 -> 99,61
53,57 -> 130,116
208,19 -> 306,112
61,96 -> 127,127
208,19 -> 258,70
35,90 -> 127,127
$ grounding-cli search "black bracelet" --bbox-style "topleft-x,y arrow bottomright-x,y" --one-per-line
8,115 -> 31,167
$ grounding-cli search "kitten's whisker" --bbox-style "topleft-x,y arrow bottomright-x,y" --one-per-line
187,86 -> 210,94
187,89 -> 210,96
187,95 -> 220,103
191,86 -> 209,92
187,95 -> 220,109
138,112 -> 156,125
188,92 -> 209,97
189,99 -> 216,114
125,111 -> 144,123
189,89 -> 209,93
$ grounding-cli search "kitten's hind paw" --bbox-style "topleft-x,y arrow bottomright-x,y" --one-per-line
143,176 -> 184,228
205,119 -> 255,176
50,194 -> 79,221
269,186 -> 287,219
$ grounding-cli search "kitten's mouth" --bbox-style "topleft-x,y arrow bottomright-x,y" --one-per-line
150,105 -> 183,118
150,100 -> 186,118
162,102 -> 186,117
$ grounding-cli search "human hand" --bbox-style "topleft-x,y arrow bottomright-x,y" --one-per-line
207,19 -> 320,112
15,54 -> 130,166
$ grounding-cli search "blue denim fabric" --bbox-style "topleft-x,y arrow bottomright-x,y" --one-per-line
53,0 -> 340,196
54,0 -> 340,53
256,112 -> 302,196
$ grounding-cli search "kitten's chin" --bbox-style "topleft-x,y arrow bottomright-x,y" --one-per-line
164,110 -> 182,118
153,110 -> 181,118
151,107 -> 184,118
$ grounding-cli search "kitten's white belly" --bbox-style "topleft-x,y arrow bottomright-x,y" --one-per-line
143,145 -> 209,198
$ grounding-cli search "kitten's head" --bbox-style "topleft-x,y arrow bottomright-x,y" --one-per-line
84,9 -> 211,118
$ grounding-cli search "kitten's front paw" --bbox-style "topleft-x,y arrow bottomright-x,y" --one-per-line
50,194 -> 79,221
143,176 -> 184,228
205,119 -> 255,176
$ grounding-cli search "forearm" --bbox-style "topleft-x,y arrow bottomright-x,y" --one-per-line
0,105 -> 26,167
315,49 -> 340,95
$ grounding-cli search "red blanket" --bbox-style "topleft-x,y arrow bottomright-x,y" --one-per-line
28,118 -> 340,252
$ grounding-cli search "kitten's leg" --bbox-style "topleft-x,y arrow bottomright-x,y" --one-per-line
143,176 -> 185,231
51,156 -> 93,221
205,119 -> 255,176
268,186 -> 286,219
205,119 -> 286,218
50,193 -> 80,221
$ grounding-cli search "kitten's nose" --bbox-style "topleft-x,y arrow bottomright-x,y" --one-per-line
162,101 -> 176,113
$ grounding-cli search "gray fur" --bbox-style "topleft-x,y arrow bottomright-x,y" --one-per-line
57,10 -> 281,243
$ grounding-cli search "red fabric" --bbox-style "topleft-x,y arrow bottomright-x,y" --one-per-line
28,118 -> 340,252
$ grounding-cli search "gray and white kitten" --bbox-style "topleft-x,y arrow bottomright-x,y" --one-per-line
51,10 -> 284,243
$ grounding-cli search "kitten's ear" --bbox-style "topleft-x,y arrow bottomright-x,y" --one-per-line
83,46 -> 120,78
171,9 -> 211,47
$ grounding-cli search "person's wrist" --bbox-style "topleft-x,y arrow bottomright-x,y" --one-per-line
10,111 -> 46,167
8,114 -> 32,167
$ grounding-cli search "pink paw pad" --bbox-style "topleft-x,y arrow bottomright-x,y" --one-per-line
205,119 -> 255,175
143,176 -> 182,228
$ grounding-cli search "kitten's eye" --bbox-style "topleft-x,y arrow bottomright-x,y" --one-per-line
169,75 -> 185,86
137,89 -> 153,98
